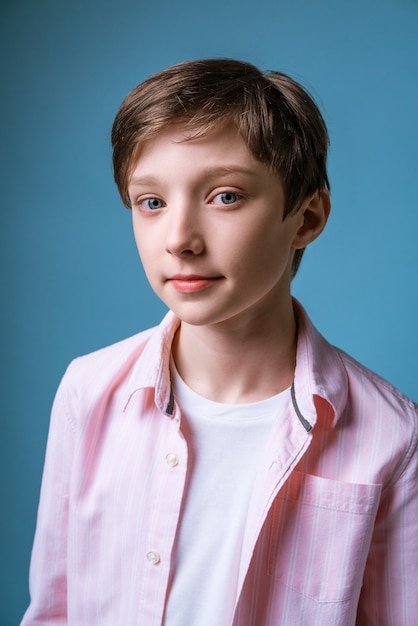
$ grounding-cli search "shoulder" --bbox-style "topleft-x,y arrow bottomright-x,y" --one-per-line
295,298 -> 417,425
68,325 -> 157,377
54,312 -> 178,420
333,346 -> 418,485
295,300 -> 417,482
336,345 -> 417,420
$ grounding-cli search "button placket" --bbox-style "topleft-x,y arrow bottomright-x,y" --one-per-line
145,453 -> 179,567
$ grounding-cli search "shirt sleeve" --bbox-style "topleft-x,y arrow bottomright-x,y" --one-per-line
21,373 -> 76,625
356,428 -> 418,625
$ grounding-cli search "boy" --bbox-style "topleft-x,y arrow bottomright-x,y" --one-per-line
22,59 -> 417,625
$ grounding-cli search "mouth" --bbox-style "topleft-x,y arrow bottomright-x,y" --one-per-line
167,274 -> 223,293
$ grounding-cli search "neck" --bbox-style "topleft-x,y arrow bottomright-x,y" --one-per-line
172,296 -> 297,404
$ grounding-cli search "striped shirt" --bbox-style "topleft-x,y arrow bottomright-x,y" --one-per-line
21,300 -> 418,625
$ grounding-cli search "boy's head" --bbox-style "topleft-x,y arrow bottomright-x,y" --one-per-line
111,58 -> 330,276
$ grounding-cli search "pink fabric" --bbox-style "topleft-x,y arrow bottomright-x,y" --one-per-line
21,301 -> 418,625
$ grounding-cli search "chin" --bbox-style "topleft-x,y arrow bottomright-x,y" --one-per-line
166,302 -> 225,327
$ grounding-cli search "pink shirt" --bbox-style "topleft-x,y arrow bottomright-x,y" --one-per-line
21,301 -> 418,625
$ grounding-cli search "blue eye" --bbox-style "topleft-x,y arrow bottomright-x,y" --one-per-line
142,198 -> 164,210
213,192 -> 239,205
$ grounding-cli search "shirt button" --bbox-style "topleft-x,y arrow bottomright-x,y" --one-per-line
166,452 -> 179,467
146,551 -> 160,565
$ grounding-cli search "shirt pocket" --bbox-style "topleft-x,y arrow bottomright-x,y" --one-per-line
267,471 -> 381,603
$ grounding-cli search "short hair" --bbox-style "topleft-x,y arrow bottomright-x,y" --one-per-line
111,58 -> 330,276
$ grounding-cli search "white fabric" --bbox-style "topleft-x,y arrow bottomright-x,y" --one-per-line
164,362 -> 289,626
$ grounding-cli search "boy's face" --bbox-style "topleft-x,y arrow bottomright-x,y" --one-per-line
128,123 -> 305,329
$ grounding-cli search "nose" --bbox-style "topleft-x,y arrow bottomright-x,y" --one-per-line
165,202 -> 205,257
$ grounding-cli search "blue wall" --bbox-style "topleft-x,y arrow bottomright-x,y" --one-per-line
1,0 -> 417,621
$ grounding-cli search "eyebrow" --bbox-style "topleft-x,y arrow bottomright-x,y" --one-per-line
128,166 -> 258,187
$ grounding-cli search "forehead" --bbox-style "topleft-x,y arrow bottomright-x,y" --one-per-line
129,123 -> 269,184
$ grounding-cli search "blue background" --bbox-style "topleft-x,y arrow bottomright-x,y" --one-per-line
1,0 -> 417,621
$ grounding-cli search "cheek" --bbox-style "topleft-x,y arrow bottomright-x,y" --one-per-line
132,220 -> 155,260
133,232 -> 155,279
233,219 -> 287,267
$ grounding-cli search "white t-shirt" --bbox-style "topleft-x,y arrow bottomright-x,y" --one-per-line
164,363 -> 290,626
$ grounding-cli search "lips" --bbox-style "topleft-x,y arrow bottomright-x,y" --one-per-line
168,274 -> 222,293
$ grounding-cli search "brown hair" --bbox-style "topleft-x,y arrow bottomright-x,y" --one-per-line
111,58 -> 330,276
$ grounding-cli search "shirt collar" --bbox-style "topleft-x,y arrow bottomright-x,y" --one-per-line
125,301 -> 348,427
122,310 -> 180,416
292,299 -> 348,428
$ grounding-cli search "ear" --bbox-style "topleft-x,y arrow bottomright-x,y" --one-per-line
292,189 -> 331,250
